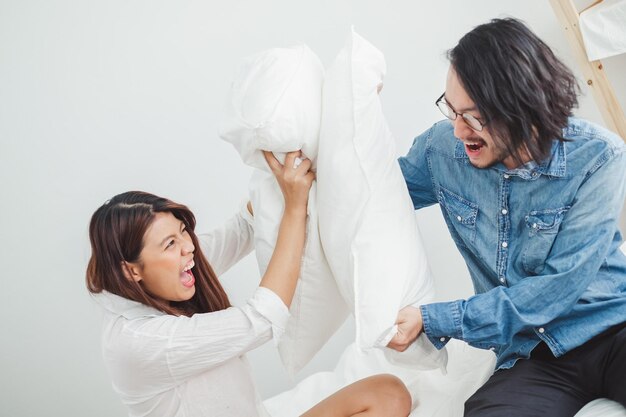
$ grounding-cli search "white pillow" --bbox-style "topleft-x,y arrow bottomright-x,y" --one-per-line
220,44 -> 324,169
317,29 -> 444,364
220,44 -> 349,375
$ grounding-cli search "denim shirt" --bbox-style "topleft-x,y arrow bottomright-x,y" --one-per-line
399,118 -> 626,369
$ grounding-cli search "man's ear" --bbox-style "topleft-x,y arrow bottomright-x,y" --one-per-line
121,261 -> 142,283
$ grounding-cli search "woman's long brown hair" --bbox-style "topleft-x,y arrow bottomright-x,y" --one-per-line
86,191 -> 231,316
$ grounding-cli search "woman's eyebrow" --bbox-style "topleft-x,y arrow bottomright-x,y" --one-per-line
159,223 -> 185,246
160,234 -> 176,246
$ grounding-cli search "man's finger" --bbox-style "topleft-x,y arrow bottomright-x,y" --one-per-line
387,339 -> 408,352
388,332 -> 403,347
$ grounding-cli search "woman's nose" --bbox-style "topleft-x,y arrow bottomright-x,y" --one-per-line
182,238 -> 195,255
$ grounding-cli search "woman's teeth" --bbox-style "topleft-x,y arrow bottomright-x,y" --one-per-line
183,260 -> 195,272
181,265 -> 195,288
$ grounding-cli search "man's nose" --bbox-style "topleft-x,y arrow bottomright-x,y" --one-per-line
453,116 -> 473,141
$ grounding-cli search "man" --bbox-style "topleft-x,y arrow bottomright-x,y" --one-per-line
388,18 -> 626,416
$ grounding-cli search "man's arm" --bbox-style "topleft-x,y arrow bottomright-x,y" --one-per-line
398,125 -> 441,210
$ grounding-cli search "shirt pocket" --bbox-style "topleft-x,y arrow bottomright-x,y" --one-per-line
438,187 -> 479,246
522,207 -> 570,275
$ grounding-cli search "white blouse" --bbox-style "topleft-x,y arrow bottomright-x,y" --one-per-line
93,205 -> 289,417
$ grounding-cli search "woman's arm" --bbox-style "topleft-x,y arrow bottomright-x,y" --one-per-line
104,287 -> 289,390
259,150 -> 314,308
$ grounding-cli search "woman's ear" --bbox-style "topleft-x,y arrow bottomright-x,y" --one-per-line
121,261 -> 142,283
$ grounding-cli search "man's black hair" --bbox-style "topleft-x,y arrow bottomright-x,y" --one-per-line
448,18 -> 579,164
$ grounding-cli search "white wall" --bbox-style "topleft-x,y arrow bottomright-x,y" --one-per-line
1,1 -> 624,416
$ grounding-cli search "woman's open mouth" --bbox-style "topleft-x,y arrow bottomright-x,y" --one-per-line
180,260 -> 195,288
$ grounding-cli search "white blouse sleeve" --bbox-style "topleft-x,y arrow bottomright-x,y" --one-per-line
107,287 -> 289,389
197,202 -> 255,276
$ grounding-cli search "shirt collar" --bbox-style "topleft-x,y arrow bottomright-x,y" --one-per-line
92,290 -> 164,319
534,139 -> 567,178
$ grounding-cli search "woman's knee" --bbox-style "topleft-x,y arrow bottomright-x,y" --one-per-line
368,374 -> 412,416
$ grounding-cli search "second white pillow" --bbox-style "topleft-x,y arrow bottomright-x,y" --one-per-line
317,30 -> 443,368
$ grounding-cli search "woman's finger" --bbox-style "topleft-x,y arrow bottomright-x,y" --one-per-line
295,157 -> 312,175
263,151 -> 282,174
284,151 -> 302,170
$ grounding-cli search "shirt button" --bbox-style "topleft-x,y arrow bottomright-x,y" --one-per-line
502,241 -> 508,248
457,216 -> 462,221
500,277 -> 505,283
440,337 -> 446,342
489,346 -> 495,351
532,223 -> 538,229
501,209 -> 508,215
504,174 -> 510,179
538,327 -> 545,334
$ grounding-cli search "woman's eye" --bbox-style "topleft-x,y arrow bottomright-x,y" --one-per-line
166,239 -> 175,249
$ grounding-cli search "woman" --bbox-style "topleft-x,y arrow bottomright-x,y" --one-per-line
86,151 -> 411,417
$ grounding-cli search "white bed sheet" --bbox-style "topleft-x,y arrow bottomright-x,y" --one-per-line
264,339 -> 495,417
576,399 -> 626,417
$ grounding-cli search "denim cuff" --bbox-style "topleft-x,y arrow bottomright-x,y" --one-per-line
420,300 -> 463,349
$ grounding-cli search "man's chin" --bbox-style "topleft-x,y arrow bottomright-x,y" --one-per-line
469,158 -> 496,169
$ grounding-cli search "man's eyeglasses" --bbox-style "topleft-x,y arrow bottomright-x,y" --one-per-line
435,93 -> 486,132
